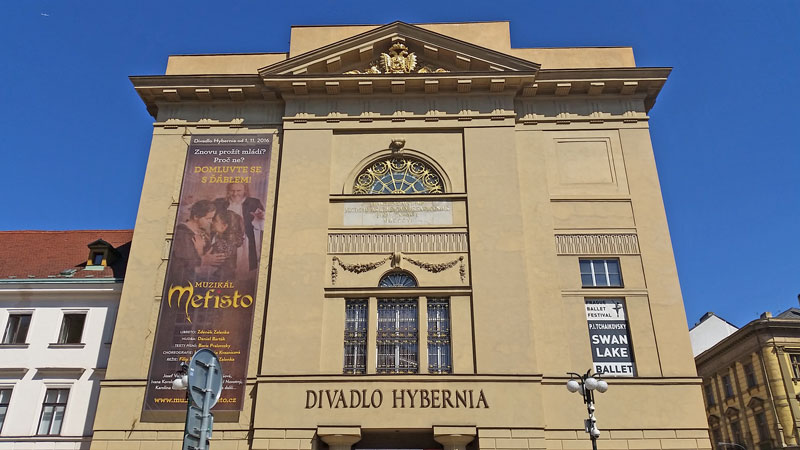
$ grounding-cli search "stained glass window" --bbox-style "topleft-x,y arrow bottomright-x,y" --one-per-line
353,156 -> 444,194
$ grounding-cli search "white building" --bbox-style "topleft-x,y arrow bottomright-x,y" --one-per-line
689,311 -> 739,356
0,231 -> 131,450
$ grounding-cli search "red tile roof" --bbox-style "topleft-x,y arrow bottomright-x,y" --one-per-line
0,230 -> 133,280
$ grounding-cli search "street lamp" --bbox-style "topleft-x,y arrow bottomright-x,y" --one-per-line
566,370 -> 609,450
172,361 -> 189,391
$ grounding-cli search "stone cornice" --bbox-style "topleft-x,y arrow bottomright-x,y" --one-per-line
519,67 -> 671,112
130,67 -> 671,119
130,75 -> 279,118
262,71 -> 537,96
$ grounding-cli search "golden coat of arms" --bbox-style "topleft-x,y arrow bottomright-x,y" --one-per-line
345,43 -> 448,74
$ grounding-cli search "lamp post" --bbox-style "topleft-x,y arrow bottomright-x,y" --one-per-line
566,370 -> 609,450
717,443 -> 747,450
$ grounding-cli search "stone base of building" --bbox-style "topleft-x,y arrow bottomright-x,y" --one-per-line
89,428 -> 712,450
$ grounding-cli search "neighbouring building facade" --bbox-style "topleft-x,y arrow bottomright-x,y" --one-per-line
91,21 -> 710,450
0,230 -> 131,449
694,308 -> 800,450
691,313 -> 740,357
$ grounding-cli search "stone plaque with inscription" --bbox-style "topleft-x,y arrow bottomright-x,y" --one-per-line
343,201 -> 453,226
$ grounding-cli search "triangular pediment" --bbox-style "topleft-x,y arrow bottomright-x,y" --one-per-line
259,21 -> 540,77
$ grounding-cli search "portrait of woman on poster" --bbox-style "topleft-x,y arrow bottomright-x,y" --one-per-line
170,200 -> 225,284
206,208 -> 245,280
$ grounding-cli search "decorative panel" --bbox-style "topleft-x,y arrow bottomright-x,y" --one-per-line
554,234 -> 640,255
328,232 -> 468,254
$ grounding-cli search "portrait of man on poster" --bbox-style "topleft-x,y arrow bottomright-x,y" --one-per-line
214,182 -> 265,278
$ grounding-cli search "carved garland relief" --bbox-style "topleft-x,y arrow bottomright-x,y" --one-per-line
331,253 -> 466,285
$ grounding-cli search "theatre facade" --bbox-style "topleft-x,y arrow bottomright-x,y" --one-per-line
91,21 -> 710,450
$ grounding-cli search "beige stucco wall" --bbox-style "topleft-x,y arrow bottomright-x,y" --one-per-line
94,20 -> 705,450
164,22 -> 634,75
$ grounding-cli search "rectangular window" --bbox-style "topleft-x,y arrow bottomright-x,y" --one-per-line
91,252 -> 104,266
711,428 -> 722,448
37,388 -> 69,435
704,383 -> 716,406
0,388 -> 10,433
58,314 -> 86,344
427,298 -> 451,374
376,299 -> 418,374
580,259 -> 622,287
790,354 -> 800,379
756,411 -> 770,443
722,374 -> 735,398
2,314 -> 31,344
730,420 -> 743,445
343,300 -> 367,374
745,362 -> 758,388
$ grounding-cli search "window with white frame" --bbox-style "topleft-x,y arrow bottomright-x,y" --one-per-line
2,313 -> 32,344
343,300 -> 368,374
427,298 -> 451,374
0,388 -> 11,433
580,259 -> 622,287
376,299 -> 418,374
37,388 -> 69,435
57,313 -> 86,344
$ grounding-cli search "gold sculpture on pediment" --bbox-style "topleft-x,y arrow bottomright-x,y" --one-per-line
345,42 -> 448,74
381,42 -> 417,73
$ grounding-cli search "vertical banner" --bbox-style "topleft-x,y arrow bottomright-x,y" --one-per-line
144,134 -> 272,411
585,299 -> 636,377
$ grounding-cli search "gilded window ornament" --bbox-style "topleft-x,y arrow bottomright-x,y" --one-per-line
353,156 -> 444,194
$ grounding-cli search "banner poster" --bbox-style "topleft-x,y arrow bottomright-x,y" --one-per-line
144,134 -> 272,411
585,299 -> 636,377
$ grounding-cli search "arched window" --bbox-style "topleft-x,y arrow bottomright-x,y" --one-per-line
378,271 -> 417,288
353,156 -> 444,194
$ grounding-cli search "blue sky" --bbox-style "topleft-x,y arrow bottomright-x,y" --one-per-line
1,1 -> 798,328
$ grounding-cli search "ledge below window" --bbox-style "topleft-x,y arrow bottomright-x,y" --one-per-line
0,343 -> 29,349
48,343 -> 86,349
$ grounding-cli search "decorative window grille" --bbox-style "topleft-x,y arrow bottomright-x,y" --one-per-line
376,299 -> 418,374
379,271 -> 417,288
0,388 -> 10,432
37,388 -> 69,435
580,259 -> 622,287
427,298 -> 451,374
353,156 -> 444,194
343,300 -> 368,374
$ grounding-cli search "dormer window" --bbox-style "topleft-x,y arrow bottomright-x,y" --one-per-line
86,239 -> 118,269
90,251 -> 105,266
